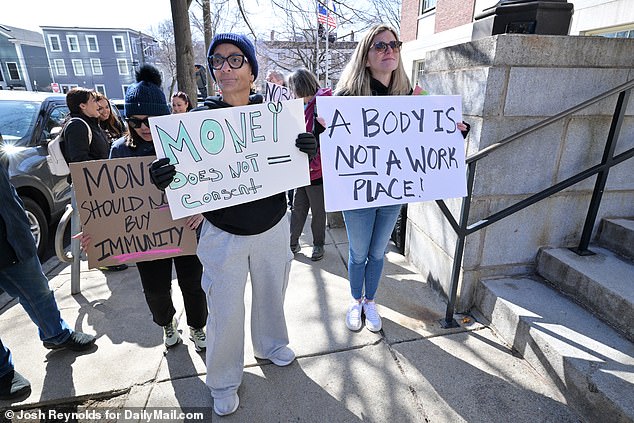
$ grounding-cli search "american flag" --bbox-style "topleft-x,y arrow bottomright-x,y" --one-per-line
317,1 -> 337,28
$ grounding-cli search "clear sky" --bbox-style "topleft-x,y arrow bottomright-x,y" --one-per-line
1,0 -> 174,34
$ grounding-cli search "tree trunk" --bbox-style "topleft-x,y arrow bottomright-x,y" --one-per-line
171,0 -> 197,104
202,0 -> 214,95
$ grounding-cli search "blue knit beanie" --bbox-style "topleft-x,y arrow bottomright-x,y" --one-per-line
207,33 -> 258,82
124,65 -> 170,117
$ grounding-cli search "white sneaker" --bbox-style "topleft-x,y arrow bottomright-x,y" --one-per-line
255,345 -> 296,366
363,300 -> 382,332
346,300 -> 363,331
189,327 -> 206,352
268,346 -> 295,366
213,392 -> 239,416
163,317 -> 181,348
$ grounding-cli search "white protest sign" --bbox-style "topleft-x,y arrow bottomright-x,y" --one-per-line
149,99 -> 309,219
263,81 -> 294,102
316,95 -> 467,212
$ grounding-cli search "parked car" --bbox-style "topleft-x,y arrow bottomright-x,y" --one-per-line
111,98 -> 125,114
0,91 -> 71,258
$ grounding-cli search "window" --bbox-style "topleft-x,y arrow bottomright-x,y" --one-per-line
95,84 -> 106,95
132,38 -> 138,54
117,58 -> 129,75
66,35 -> 80,52
415,60 -> 425,86
421,0 -> 437,13
113,36 -> 125,53
72,59 -> 85,76
48,34 -> 61,52
86,35 -> 99,52
44,106 -> 70,139
53,59 -> 67,76
61,84 -> 78,94
595,29 -> 634,38
6,62 -> 20,80
90,58 -> 103,75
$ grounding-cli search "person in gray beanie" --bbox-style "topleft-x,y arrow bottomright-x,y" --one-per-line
149,33 -> 317,416
108,64 -> 208,353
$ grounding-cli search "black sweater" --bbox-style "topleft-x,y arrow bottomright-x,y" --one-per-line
191,95 -> 287,236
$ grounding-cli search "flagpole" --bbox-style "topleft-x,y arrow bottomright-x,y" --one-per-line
315,1 -> 320,80
325,21 -> 329,88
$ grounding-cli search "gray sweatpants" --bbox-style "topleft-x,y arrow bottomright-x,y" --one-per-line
197,217 -> 293,399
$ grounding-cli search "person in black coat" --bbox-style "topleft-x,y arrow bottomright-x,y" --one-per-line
0,157 -> 96,401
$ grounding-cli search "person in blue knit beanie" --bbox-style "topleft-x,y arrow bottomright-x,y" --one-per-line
149,33 -> 318,417
109,64 -> 208,353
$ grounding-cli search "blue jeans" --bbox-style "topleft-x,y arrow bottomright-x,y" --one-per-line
0,255 -> 72,377
343,204 -> 402,301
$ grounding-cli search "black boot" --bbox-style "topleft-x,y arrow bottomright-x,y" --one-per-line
0,370 -> 31,400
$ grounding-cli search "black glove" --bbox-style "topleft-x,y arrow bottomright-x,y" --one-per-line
150,157 -> 176,190
313,114 -> 326,136
296,132 -> 317,159
461,121 -> 471,139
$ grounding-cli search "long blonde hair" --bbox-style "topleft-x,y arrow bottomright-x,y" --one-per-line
335,24 -> 411,96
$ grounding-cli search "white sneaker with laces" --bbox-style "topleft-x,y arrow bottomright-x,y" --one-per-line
363,299 -> 382,332
189,327 -> 206,352
163,317 -> 181,348
346,300 -> 363,331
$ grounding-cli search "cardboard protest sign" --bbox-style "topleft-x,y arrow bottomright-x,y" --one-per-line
69,157 -> 198,269
149,99 -> 309,219
316,95 -> 467,212
263,81 -> 293,102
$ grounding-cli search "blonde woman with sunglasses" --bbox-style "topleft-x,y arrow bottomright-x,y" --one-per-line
335,24 -> 468,333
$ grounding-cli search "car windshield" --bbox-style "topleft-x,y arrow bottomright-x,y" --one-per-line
0,100 -> 39,144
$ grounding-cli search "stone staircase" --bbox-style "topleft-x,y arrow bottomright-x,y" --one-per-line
476,217 -> 634,423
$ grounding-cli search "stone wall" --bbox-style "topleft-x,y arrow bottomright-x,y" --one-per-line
408,34 -> 634,312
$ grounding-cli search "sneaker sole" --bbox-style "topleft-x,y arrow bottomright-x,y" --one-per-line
365,323 -> 382,332
43,341 -> 96,351
0,386 -> 31,401
269,357 -> 294,366
345,321 -> 362,331
165,337 -> 182,348
254,355 -> 295,366
190,337 -> 206,352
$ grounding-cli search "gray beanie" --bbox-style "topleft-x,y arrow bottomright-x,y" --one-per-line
207,33 -> 258,82
124,65 -> 170,117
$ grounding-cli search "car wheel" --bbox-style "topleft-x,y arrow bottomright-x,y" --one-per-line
21,197 -> 49,259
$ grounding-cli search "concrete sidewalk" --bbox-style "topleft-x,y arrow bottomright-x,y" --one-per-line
0,218 -> 581,422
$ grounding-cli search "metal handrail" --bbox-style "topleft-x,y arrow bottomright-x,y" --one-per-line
438,79 -> 634,328
467,78 -> 634,163
54,188 -> 82,294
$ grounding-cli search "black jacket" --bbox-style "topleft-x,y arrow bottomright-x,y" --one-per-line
0,163 -> 38,269
63,113 -> 111,163
191,94 -> 287,235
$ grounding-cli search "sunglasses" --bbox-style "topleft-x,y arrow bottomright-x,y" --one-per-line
370,40 -> 403,53
127,117 -> 150,129
209,54 -> 248,70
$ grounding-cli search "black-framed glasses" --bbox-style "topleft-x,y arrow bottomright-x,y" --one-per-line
127,117 -> 150,129
209,54 -> 248,70
370,40 -> 403,53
